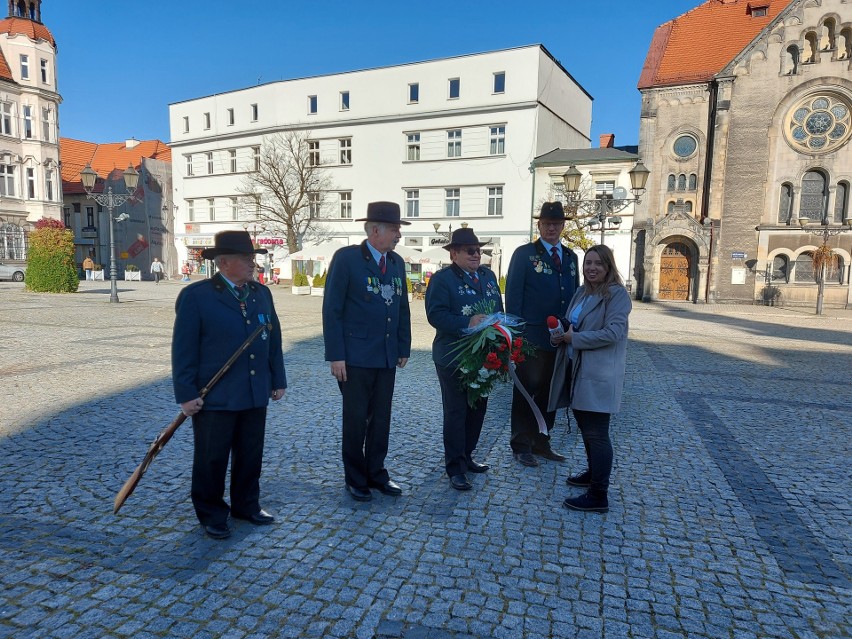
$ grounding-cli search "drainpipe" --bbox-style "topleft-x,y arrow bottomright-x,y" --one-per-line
702,79 -> 719,303
528,160 -> 537,241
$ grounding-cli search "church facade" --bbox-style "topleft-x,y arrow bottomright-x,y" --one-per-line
635,0 -> 851,308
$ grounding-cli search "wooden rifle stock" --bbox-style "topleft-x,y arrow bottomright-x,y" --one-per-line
114,322 -> 270,514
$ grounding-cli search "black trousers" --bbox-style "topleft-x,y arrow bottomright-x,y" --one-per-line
191,407 -> 267,526
510,349 -> 557,453
571,409 -> 612,495
435,363 -> 488,477
340,365 -> 396,490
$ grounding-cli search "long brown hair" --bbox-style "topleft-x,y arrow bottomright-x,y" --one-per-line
583,244 -> 623,296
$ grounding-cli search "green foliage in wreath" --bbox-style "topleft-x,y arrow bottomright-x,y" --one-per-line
25,218 -> 79,293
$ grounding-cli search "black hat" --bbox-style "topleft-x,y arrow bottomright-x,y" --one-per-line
355,201 -> 411,225
443,227 -> 488,250
534,201 -> 567,221
200,230 -> 268,260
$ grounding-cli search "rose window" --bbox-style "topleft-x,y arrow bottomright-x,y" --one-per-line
785,94 -> 851,154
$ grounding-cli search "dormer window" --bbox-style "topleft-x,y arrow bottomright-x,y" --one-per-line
748,4 -> 768,17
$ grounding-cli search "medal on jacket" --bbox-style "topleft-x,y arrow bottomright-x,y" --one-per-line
258,314 -> 268,340
229,283 -> 250,317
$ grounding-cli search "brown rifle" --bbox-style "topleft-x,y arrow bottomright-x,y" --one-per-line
114,322 -> 271,514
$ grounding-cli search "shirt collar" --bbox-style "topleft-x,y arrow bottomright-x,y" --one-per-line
366,240 -> 384,264
539,239 -> 560,256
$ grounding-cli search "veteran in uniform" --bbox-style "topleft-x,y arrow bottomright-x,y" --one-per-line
323,201 -> 412,502
425,228 -> 503,491
172,230 -> 287,540
505,202 -> 579,467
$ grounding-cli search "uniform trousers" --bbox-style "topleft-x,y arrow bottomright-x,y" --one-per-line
340,365 -> 396,490
435,363 -> 488,477
191,407 -> 267,526
510,349 -> 557,453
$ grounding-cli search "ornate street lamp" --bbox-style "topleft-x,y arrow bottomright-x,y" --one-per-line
798,217 -> 852,315
80,164 -> 139,303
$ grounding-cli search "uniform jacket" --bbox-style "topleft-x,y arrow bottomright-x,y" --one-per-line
425,263 -> 504,368
323,241 -> 412,368
172,273 -> 287,411
505,239 -> 579,350
547,284 -> 631,414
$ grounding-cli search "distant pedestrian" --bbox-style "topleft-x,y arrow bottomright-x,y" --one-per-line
151,257 -> 164,284
83,256 -> 94,281
181,262 -> 191,282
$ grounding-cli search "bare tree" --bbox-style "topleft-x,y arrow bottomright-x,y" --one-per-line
238,130 -> 334,253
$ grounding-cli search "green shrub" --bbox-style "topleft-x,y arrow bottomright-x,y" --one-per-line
125,264 -> 139,271
498,275 -> 506,292
312,272 -> 326,288
406,277 -> 413,293
293,272 -> 309,286
25,218 -> 79,293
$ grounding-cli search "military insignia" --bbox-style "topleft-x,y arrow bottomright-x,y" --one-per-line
462,304 -> 473,316
529,255 -> 553,275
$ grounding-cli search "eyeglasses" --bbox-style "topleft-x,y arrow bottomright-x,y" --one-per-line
464,247 -> 482,256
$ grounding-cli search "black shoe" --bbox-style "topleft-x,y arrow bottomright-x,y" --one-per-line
534,447 -> 566,462
449,474 -> 472,491
513,452 -> 539,467
232,509 -> 275,525
562,492 -> 609,513
467,459 -> 489,474
203,523 -> 231,539
370,479 -> 402,496
346,484 -> 372,502
566,470 -> 591,487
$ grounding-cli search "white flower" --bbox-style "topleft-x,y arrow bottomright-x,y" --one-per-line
462,305 -> 473,316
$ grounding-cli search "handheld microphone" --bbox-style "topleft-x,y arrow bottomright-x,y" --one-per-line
547,316 -> 565,342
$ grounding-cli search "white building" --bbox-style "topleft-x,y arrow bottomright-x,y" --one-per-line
168,45 -> 592,278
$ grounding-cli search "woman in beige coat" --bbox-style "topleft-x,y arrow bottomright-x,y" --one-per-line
547,245 -> 631,513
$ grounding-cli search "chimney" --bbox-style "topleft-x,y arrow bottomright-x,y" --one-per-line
126,138 -> 140,149
599,134 -> 615,148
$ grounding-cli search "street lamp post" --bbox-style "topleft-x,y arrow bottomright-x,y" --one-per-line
80,164 -> 139,303
561,161 -> 650,245
798,217 -> 852,315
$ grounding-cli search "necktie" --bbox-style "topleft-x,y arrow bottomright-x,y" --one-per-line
550,247 -> 562,272
471,272 -> 479,286
379,254 -> 386,275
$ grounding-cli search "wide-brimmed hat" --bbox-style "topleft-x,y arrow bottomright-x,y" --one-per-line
355,201 -> 411,225
443,228 -> 488,250
533,201 -> 567,221
200,230 -> 268,260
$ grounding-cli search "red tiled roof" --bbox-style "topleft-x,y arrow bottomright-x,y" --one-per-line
0,17 -> 56,48
60,137 -> 172,194
0,48 -> 11,82
638,0 -> 793,89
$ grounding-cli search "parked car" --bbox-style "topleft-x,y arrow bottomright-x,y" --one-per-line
0,261 -> 26,282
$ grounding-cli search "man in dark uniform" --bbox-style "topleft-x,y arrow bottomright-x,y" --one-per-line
505,202 -> 579,467
172,230 -> 287,539
425,228 -> 503,491
323,202 -> 412,502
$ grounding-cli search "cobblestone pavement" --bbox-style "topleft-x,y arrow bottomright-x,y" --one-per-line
0,279 -> 850,639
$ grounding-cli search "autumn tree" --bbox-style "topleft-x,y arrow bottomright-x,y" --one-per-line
238,130 -> 334,253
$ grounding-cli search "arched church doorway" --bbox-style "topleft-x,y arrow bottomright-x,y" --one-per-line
659,241 -> 692,300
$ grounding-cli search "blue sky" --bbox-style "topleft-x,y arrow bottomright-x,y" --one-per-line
48,0 -> 701,147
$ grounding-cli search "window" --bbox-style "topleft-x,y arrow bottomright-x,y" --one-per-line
340,91 -> 350,111
595,181 -> 615,200
187,200 -> 195,222
677,174 -> 686,191
203,112 -> 211,129
251,104 -> 258,121
308,95 -> 317,114
786,94 -> 852,153
667,174 -> 676,191
750,5 -> 768,17
206,152 -> 214,175
0,165 -> 14,196
308,141 -> 320,167
339,192 -> 352,219
487,187 -> 503,216
447,129 -> 462,158
409,83 -> 419,104
253,146 -> 260,171
26,168 -> 35,198
489,126 -> 505,155
834,181 -> 849,223
445,188 -> 460,216
308,192 -> 320,217
63,207 -> 70,228
229,149 -> 237,173
407,133 -> 420,161
339,138 -> 352,165
40,59 -> 48,84
771,255 -> 789,283
778,183 -> 793,224
41,108 -> 50,142
1,103 -> 12,135
23,105 -> 32,139
208,198 -> 215,221
45,169 -> 54,201
183,116 -> 189,133
20,55 -> 28,80
448,78 -> 460,99
673,135 -> 697,158
799,170 -> 827,222
185,154 -> 194,177
794,253 -> 815,282
86,206 -> 94,227
227,108 -> 234,126
493,72 -> 505,94
405,190 -> 420,218
688,174 -> 697,190
230,197 -> 239,221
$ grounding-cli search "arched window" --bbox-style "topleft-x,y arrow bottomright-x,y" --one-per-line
839,28 -> 852,60
835,181 -> 849,223
804,32 -> 819,63
15,1 -> 25,18
688,174 -> 697,190
778,183 -> 793,224
667,201 -> 676,215
836,256 -> 846,284
684,201 -> 694,216
820,19 -> 836,51
784,45 -> 800,74
667,174 -> 676,191
677,174 -> 686,191
799,170 -> 828,222
794,252 -> 815,283
771,255 -> 789,283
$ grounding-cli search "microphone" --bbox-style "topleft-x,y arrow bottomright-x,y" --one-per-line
547,315 -> 565,343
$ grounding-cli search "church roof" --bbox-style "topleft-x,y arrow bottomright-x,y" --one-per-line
638,0 -> 793,89
60,137 -> 172,194
0,17 -> 55,48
